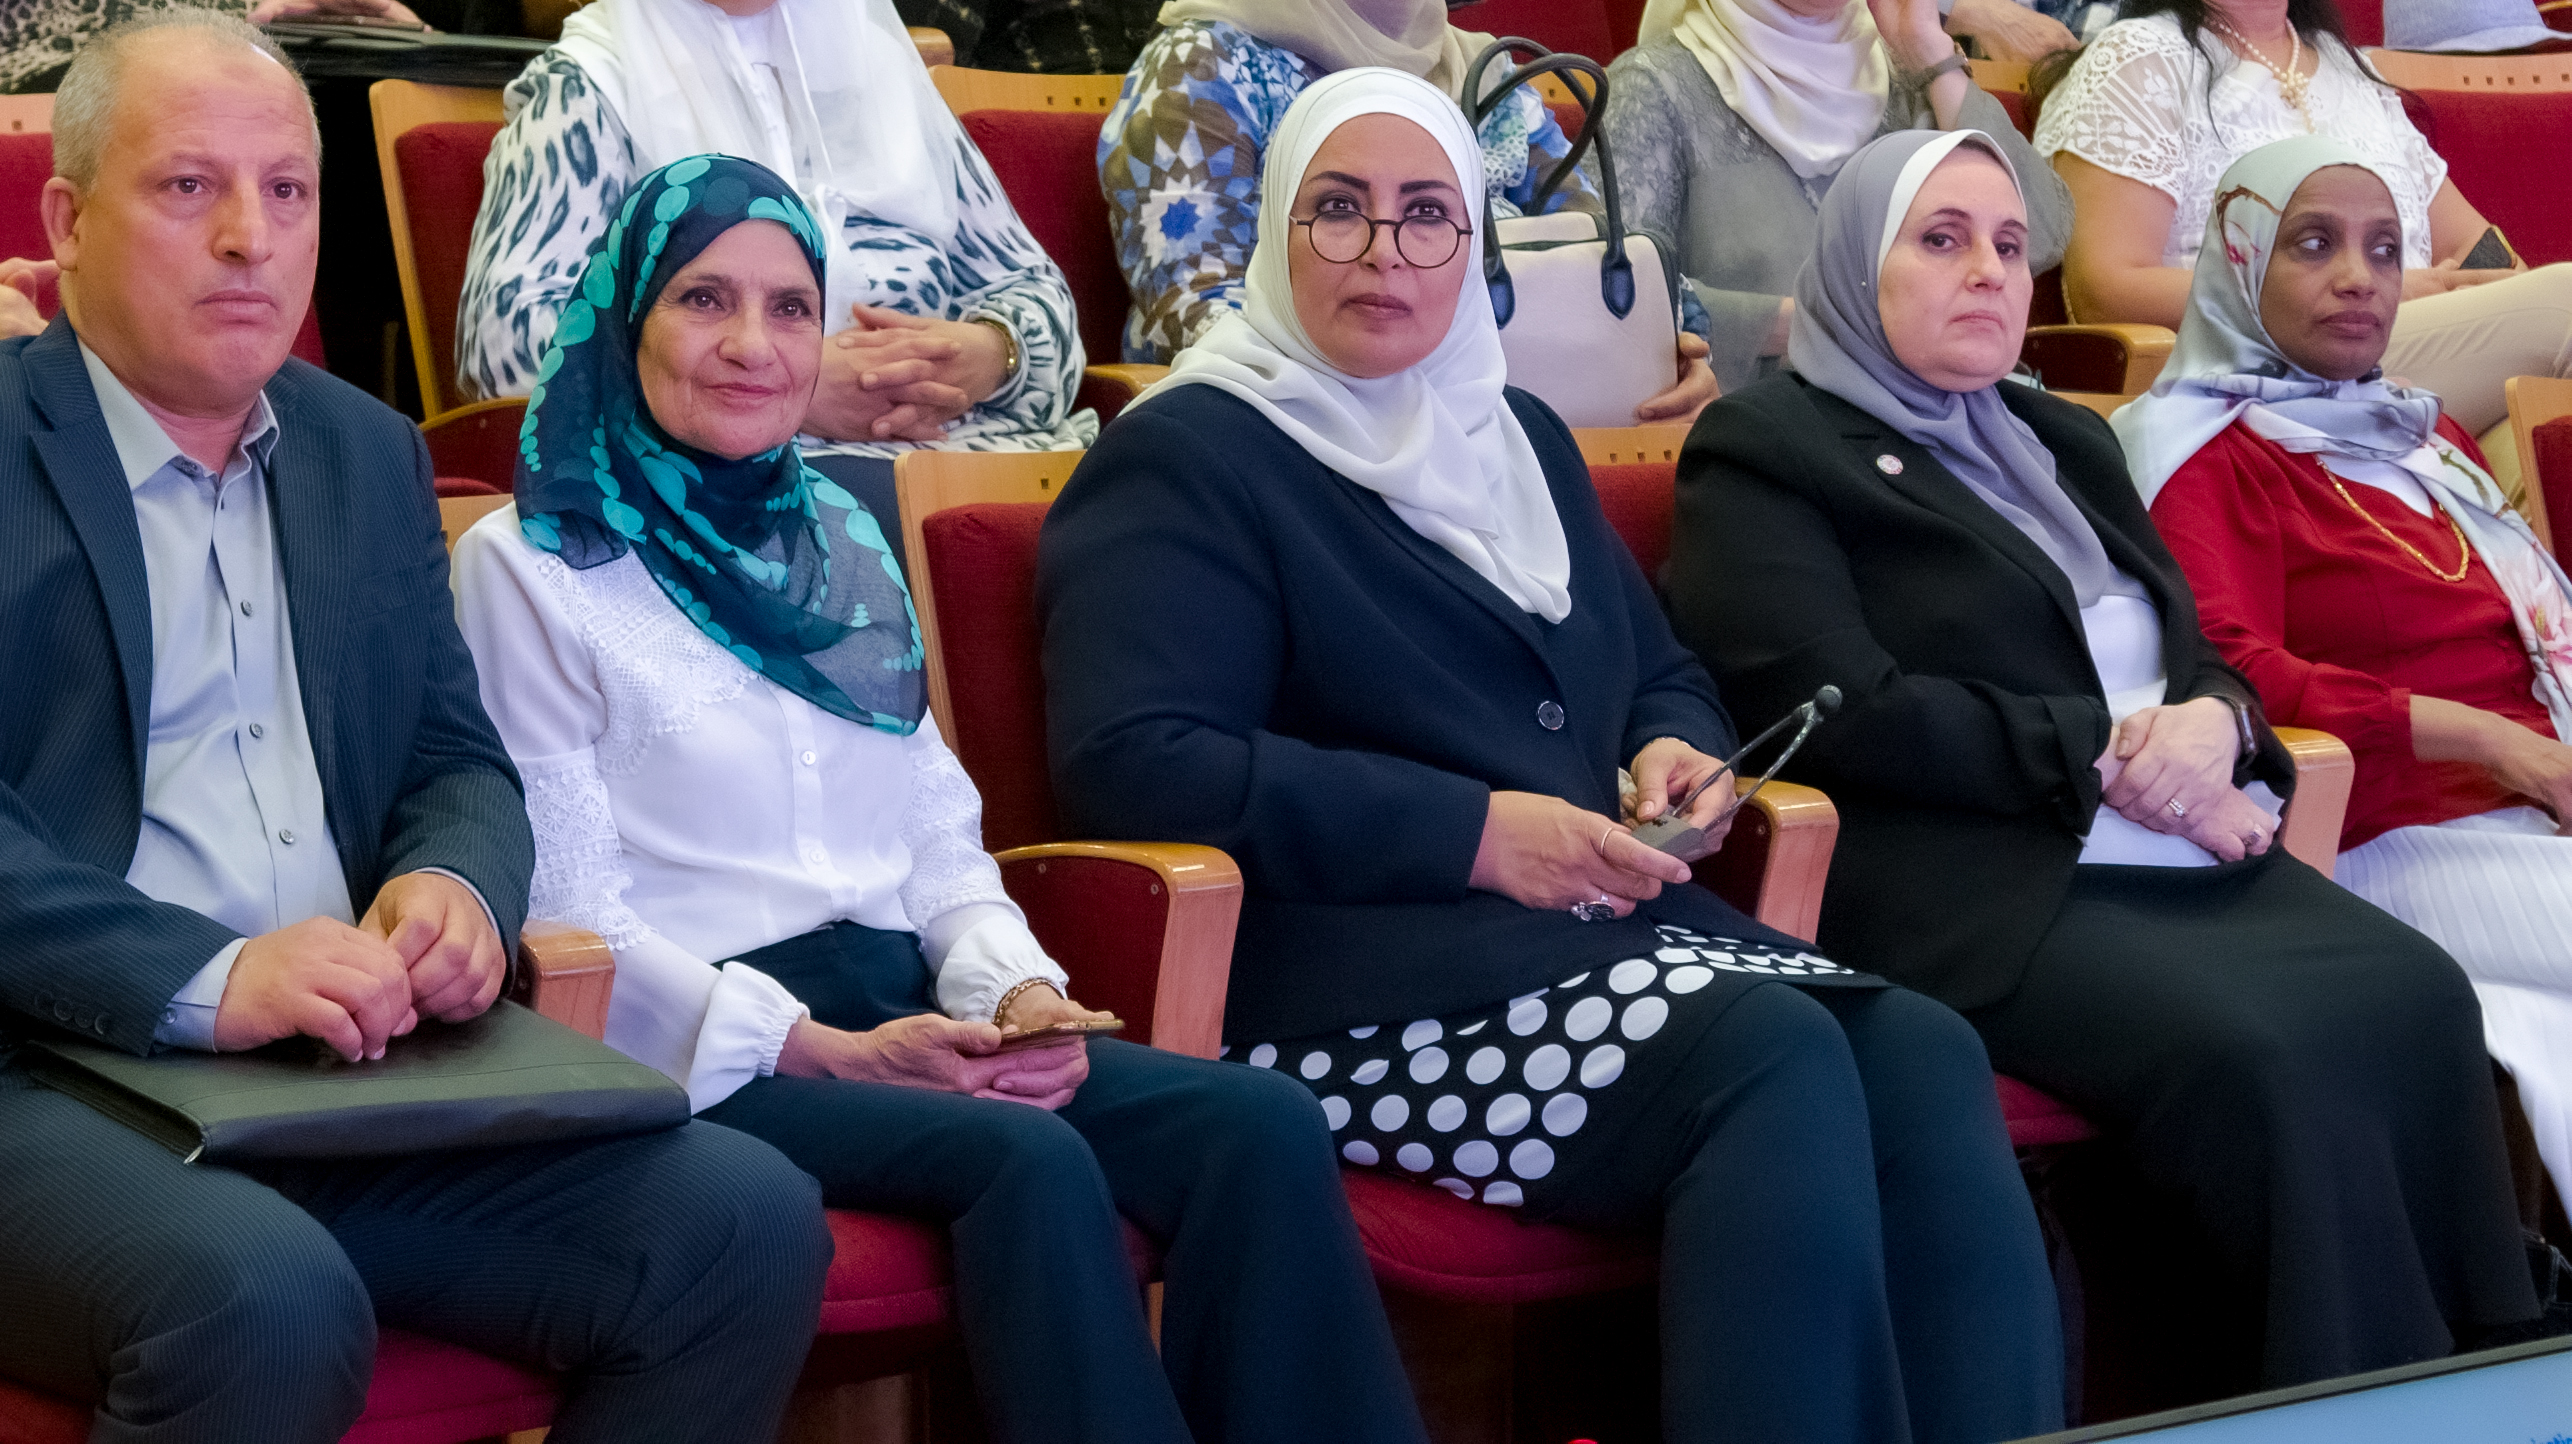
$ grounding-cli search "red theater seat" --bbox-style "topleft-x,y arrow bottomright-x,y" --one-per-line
959,108 -> 1126,376
2534,415 -> 2572,549
929,70 -> 1187,418
386,117 -> 503,418
1448,0 -> 1617,61
2403,88 -> 2572,266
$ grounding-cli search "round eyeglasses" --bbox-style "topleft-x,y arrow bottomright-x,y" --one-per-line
1292,211 -> 1473,268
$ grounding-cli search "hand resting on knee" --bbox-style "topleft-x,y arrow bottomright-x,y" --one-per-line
775,985 -> 1106,1111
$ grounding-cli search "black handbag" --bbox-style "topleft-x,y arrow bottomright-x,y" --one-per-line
1464,37 -> 1686,427
22,999 -> 690,1164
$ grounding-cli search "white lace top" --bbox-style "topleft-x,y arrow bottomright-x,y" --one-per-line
2033,15 -> 2445,270
451,506 -> 1067,1112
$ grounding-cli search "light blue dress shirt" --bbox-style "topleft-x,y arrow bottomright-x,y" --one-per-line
77,346 -> 484,1050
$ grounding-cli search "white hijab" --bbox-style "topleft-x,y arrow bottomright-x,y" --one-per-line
1139,67 -> 1571,623
1156,0 -> 1496,100
554,0 -> 961,332
1638,0 -> 1890,180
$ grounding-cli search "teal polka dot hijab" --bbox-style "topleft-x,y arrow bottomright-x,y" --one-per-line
514,154 -> 926,735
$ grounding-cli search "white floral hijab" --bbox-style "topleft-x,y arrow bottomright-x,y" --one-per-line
2117,134 -> 2572,740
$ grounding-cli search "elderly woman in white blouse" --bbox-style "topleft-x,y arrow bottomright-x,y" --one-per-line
450,156 -> 1425,1444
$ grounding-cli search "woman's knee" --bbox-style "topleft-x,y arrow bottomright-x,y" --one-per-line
1656,984 -> 1875,1144
1844,988 -> 1996,1091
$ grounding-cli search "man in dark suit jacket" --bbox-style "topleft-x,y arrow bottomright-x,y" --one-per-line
0,13 -> 828,1440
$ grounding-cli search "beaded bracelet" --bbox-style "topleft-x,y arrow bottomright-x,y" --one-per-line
994,976 -> 1056,1026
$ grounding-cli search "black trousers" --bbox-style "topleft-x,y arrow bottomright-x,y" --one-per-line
699,923 -> 1425,1444
1544,984 -> 2064,1444
1973,851 -> 2541,1389
0,1081 -> 831,1443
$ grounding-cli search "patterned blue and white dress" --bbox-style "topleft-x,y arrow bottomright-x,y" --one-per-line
458,50 -> 1096,459
1096,19 -> 1613,366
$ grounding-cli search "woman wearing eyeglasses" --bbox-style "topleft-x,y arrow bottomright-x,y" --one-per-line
1039,68 -> 2063,1444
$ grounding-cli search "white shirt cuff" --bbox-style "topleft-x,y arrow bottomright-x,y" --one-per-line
153,938 -> 247,1051
682,961 -> 810,1113
929,908 -> 1070,1022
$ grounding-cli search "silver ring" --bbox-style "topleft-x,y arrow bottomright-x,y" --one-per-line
1569,897 -> 1616,923
2167,798 -> 2188,819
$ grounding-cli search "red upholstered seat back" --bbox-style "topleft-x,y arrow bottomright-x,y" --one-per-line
2336,0 -> 2383,47
393,120 -> 503,405
2405,90 -> 2572,266
1991,86 -> 2035,139
0,131 -> 321,366
1448,0 -> 1618,62
961,109 -> 1128,367
1591,460 -> 1677,579
0,132 -> 52,311
2535,418 -> 2572,550
921,501 -> 1060,852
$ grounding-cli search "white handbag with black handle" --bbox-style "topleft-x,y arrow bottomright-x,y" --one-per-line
1468,40 -> 1684,428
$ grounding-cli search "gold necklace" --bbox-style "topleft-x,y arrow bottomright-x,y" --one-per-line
2212,18 -> 2312,126
2327,472 -> 2472,582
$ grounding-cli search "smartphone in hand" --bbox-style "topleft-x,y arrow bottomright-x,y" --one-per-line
2461,226 -> 2516,271
993,1018 -> 1124,1052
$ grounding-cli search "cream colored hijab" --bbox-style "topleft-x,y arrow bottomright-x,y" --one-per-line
1156,0 -> 1497,98
1638,0 -> 1890,179
554,0 -> 962,333
1137,67 -> 1571,622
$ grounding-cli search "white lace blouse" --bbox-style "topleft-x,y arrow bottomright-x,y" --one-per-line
2033,15 -> 2445,270
451,505 -> 1068,1112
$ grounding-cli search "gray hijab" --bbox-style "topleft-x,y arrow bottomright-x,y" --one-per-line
1789,128 -> 2128,607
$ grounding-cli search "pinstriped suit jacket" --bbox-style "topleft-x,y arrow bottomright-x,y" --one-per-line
0,318 -> 532,1077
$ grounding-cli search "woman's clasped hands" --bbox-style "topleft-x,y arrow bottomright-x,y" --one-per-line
803,303 -> 1013,444
1470,738 -> 1737,916
2097,696 -> 2273,862
774,982 -> 1109,1111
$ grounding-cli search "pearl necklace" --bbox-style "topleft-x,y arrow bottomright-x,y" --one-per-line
2212,18 -> 2312,127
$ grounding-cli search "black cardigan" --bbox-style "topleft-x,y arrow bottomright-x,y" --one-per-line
1038,385 -> 1805,1042
1663,374 -> 2293,1012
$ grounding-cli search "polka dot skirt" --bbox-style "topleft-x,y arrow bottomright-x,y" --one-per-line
1228,924 -> 1860,1210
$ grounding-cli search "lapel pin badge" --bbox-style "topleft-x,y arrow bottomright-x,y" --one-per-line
1875,454 -> 1904,475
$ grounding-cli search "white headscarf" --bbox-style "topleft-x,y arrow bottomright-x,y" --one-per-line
1638,0 -> 1890,180
554,0 -> 961,332
1138,67 -> 1571,623
1156,0 -> 1497,100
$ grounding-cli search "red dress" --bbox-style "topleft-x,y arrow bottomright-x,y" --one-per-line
2149,418 -> 2554,851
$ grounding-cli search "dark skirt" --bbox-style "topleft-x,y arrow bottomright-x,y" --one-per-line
1971,850 -> 2539,1388
1243,921 -> 1881,1217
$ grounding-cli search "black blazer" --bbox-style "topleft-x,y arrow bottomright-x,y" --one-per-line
1664,374 -> 2292,1011
1038,385 -> 1804,1042
0,319 -> 532,1073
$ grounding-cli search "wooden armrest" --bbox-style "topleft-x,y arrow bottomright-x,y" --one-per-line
513,920 -> 614,1040
2022,323 -> 2176,395
2273,727 -> 2353,879
1075,363 -> 1171,425
420,395 -> 526,435
907,25 -> 955,67
996,841 -> 1240,1060
1688,778 -> 1839,943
